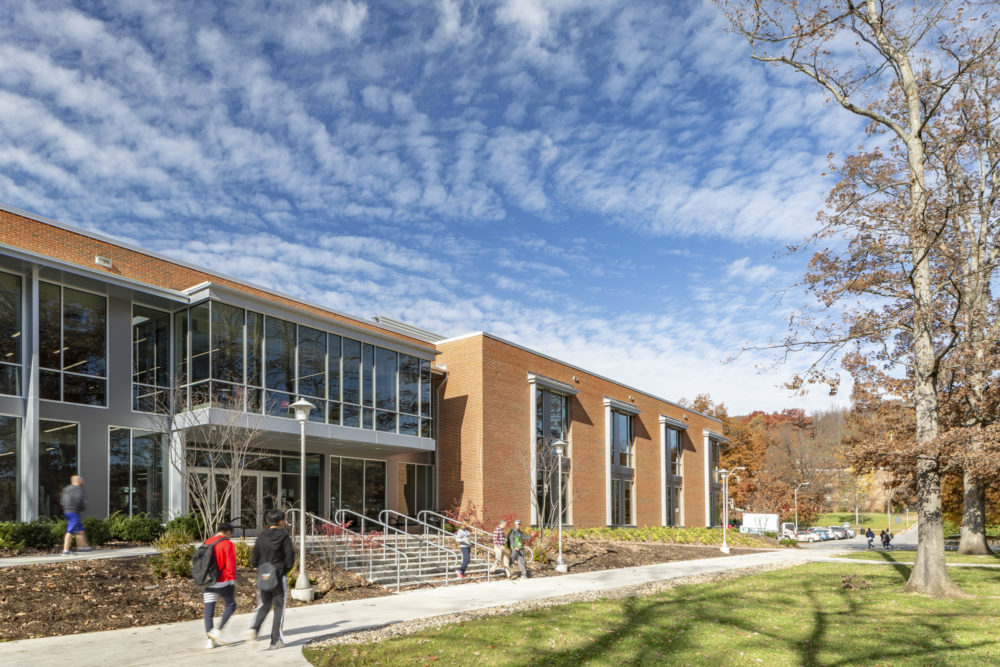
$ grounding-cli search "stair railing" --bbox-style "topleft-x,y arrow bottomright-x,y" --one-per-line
380,509 -> 495,581
417,509 -> 534,562
286,508 -> 410,591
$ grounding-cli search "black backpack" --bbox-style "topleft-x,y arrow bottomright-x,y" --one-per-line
256,561 -> 280,592
192,537 -> 225,587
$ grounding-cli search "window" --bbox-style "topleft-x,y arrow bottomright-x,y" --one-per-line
0,272 -> 22,396
132,305 -> 171,413
666,486 -> 681,527
39,283 -> 107,406
611,410 -> 633,467
330,456 -> 387,519
328,335 -> 342,425
398,462 -> 434,516
0,415 -> 20,521
666,427 -> 682,476
398,354 -> 420,436
109,428 -> 166,517
611,478 -> 633,526
39,420 -> 78,518
535,387 -> 570,527
264,316 -> 295,416
279,453 -> 321,514
375,347 -> 397,432
536,387 -> 568,443
420,359 -> 433,438
711,490 -> 722,527
342,338 -> 361,427
710,438 -> 721,483
297,326 -> 326,422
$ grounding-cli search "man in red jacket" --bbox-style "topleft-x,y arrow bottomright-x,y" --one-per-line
203,522 -> 236,649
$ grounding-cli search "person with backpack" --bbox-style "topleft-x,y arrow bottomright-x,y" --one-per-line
248,509 -> 296,651
506,519 -> 528,580
197,522 -> 236,649
60,475 -> 92,556
866,528 -> 875,550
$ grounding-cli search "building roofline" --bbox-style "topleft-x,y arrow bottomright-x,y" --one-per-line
437,331 -> 723,424
0,202 -> 437,352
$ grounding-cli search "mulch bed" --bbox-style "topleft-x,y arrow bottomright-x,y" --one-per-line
0,539 -> 770,641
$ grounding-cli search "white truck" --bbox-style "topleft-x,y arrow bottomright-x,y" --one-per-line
739,513 -> 780,535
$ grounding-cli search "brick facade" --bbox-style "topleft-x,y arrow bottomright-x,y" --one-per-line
436,333 -> 720,528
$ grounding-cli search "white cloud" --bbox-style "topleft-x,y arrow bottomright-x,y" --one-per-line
727,257 -> 778,283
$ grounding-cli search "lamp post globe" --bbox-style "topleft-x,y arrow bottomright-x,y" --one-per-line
551,439 -> 568,573
289,398 -> 315,602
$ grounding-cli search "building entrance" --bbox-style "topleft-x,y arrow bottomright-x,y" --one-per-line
238,471 -> 280,533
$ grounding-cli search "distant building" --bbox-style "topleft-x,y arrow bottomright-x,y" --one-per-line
0,204 -> 726,529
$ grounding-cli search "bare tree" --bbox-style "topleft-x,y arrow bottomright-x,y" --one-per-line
717,0 -> 1000,596
156,381 -> 268,539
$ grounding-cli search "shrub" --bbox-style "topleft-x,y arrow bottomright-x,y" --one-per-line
82,517 -> 111,545
114,514 -> 164,543
234,539 -> 253,568
778,538 -> 797,547
564,525 -> 771,548
151,544 -> 195,579
154,525 -> 195,551
165,513 -> 204,539
942,519 -> 961,539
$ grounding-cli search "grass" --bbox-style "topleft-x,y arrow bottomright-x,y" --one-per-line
814,511 -> 916,531
840,550 -> 1000,565
304,563 -> 1000,666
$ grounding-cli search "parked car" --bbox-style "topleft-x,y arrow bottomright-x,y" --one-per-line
796,530 -> 819,543
808,527 -> 831,540
827,526 -> 849,539
839,526 -> 857,538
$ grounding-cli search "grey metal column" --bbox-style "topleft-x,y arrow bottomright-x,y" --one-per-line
19,267 -> 39,521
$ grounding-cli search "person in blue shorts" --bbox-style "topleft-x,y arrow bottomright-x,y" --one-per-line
61,475 -> 92,556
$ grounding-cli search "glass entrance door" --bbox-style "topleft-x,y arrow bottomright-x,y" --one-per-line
238,472 -> 280,534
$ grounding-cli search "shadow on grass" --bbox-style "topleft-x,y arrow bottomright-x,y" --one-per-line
874,549 -> 912,579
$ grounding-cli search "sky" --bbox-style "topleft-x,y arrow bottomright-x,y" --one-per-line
0,0 -> 873,415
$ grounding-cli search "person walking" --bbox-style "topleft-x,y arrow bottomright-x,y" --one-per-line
885,529 -> 894,550
507,519 -> 528,580
248,509 -> 296,651
60,475 -> 92,556
491,519 -> 511,578
879,530 -> 888,549
866,528 -> 874,550
202,522 -> 237,649
455,522 -> 472,579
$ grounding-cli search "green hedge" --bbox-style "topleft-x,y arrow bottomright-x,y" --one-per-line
0,514 -> 165,550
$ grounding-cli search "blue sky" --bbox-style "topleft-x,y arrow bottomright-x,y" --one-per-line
0,0 -> 868,414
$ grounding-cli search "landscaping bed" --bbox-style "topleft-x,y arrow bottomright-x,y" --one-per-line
0,553 -> 387,641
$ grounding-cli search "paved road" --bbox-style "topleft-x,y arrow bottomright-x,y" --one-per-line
0,547 -> 832,667
798,524 -> 917,553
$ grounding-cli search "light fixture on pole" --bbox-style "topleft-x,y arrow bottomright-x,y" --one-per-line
551,439 -> 568,573
794,482 -> 810,534
289,398 -> 315,602
720,466 -> 745,554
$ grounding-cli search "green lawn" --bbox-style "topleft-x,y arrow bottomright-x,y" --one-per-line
304,563 -> 1000,666
840,550 -> 1000,565
814,511 -> 916,531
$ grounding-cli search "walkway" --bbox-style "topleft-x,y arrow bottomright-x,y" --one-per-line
0,546 -> 158,568
0,547 -> 833,667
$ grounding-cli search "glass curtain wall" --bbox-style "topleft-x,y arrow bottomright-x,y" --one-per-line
610,410 -> 634,526
173,301 -> 433,435
0,416 -> 19,521
329,456 -> 386,519
109,428 -> 166,517
398,462 -> 434,516
39,420 -> 79,518
132,305 -> 171,412
665,426 -> 682,526
39,283 -> 107,406
0,272 -> 22,396
535,387 -> 569,526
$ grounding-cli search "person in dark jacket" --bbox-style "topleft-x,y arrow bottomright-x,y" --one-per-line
866,528 -> 875,549
248,509 -> 296,650
61,476 -> 92,556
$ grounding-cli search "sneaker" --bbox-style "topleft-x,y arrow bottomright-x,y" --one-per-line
204,638 -> 216,650
269,640 -> 284,650
61,550 -> 73,556
246,629 -> 257,649
77,546 -> 94,553
207,627 -> 223,644
455,570 -> 465,579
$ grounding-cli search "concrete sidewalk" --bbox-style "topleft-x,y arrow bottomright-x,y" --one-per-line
0,547 -> 834,667
0,546 -> 158,568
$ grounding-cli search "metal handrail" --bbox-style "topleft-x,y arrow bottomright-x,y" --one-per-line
335,508 -> 459,586
286,508 -> 410,591
380,509 -> 494,581
417,509 -> 534,561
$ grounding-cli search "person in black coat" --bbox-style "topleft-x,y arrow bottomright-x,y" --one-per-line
866,528 -> 875,549
247,509 -> 296,650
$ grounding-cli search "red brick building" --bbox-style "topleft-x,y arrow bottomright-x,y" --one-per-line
0,205 -> 725,529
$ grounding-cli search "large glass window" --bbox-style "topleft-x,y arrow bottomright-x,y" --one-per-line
264,316 -> 296,416
212,302 -> 244,384
398,462 -> 434,516
328,335 -> 342,424
132,305 -> 171,413
39,283 -> 107,406
39,420 -> 78,518
342,338 -> 361,427
711,490 -> 722,527
0,415 -> 19,521
109,428 -> 166,518
611,478 -> 633,526
297,326 -> 326,414
666,486 -> 681,527
339,457 -> 364,514
375,347 -> 397,432
0,273 -> 22,396
710,439 -> 721,482
420,360 -> 433,438
666,427 -> 682,476
611,411 -> 633,467
330,456 -> 387,519
364,460 -> 386,519
398,354 -> 420,435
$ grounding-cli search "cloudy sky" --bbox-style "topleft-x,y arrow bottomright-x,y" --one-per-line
0,0 -> 869,414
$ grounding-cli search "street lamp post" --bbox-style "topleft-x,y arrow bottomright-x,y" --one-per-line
720,466 -> 745,554
289,399 -> 315,602
552,439 -> 568,573
794,482 -> 810,534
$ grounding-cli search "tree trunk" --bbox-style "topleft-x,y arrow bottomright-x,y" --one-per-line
958,474 -> 991,554
903,457 -> 968,597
